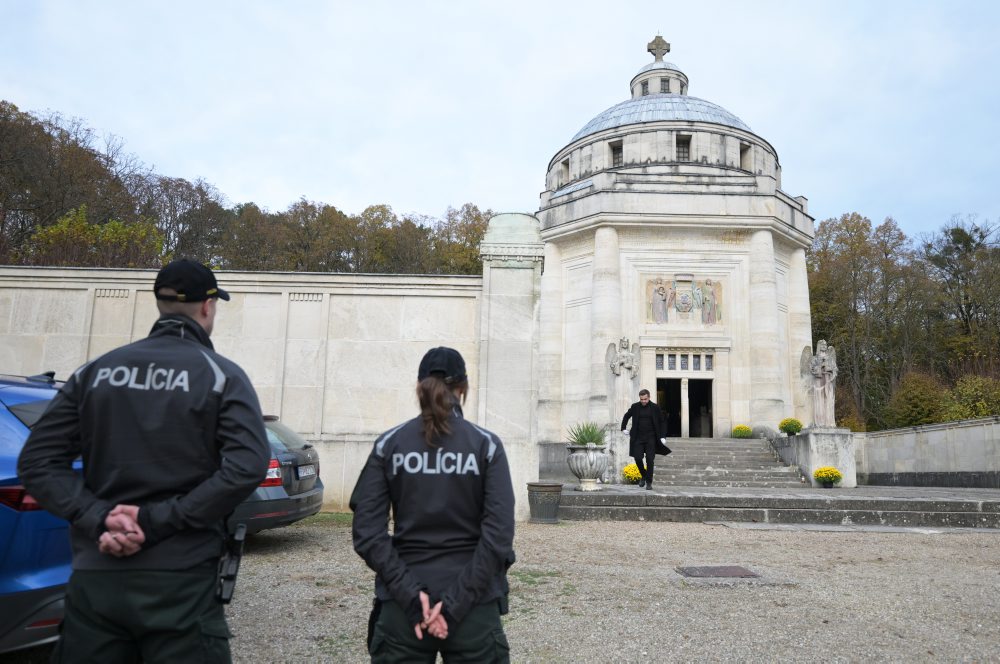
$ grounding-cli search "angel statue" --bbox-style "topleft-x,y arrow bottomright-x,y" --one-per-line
606,337 -> 639,423
804,340 -> 838,427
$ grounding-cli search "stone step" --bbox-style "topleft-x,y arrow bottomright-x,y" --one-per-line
558,505 -> 1000,528
665,443 -> 776,450
655,463 -> 799,477
661,448 -> 775,454
654,481 -> 807,488
665,438 -> 775,445
667,463 -> 784,468
666,468 -> 788,475
553,487 -> 1000,528
659,473 -> 802,482
666,454 -> 781,462
667,452 -> 781,463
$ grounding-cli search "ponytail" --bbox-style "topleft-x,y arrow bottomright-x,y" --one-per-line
417,376 -> 468,446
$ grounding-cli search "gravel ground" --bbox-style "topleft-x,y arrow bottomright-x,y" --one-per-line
224,513 -> 1000,663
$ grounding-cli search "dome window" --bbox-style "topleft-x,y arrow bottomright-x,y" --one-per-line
559,158 -> 570,186
740,143 -> 752,171
641,81 -> 649,96
610,140 -> 623,167
676,135 -> 691,162
661,79 -> 669,93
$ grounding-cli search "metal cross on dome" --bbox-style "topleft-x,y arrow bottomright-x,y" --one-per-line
647,35 -> 670,61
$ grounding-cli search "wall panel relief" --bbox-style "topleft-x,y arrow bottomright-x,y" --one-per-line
646,275 -> 723,325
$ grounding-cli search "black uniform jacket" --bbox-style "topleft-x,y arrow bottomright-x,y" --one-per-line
621,401 -> 670,457
350,404 -> 515,626
17,314 -> 270,571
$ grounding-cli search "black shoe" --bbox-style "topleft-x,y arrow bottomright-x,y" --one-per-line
645,482 -> 653,491
638,479 -> 646,488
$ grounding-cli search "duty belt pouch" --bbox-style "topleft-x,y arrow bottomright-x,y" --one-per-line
216,523 -> 247,604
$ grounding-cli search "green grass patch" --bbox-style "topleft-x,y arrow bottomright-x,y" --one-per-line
558,582 -> 578,597
510,569 -> 561,586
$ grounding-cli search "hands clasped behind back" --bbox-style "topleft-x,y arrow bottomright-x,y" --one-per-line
415,590 -> 449,640
97,504 -> 145,557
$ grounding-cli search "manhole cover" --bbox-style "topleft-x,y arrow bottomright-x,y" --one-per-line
676,565 -> 759,578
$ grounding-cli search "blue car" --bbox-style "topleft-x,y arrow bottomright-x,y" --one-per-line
0,373 -> 68,654
0,373 -> 324,654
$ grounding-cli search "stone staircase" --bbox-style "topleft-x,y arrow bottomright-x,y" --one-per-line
543,437 -> 1000,528
654,436 -> 804,488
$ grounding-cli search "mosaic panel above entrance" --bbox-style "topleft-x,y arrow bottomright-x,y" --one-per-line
646,275 -> 723,325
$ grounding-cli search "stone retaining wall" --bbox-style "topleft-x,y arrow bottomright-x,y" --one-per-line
855,417 -> 1000,489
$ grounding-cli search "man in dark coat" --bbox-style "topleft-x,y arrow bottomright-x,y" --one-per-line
620,388 -> 669,490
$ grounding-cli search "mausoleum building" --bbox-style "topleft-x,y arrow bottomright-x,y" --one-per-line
534,36 -> 814,444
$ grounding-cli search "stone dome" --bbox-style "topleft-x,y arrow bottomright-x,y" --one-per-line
634,60 -> 683,75
571,95 -> 751,142
569,35 -> 751,143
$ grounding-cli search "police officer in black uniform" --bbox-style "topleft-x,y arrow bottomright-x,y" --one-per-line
351,347 -> 515,663
18,258 -> 270,663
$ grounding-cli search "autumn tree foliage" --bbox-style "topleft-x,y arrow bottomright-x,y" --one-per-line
0,101 -> 492,275
809,213 -> 1000,430
18,206 -> 163,268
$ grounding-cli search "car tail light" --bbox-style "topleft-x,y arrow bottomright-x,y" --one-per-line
27,618 -> 62,629
0,486 -> 43,511
260,459 -> 282,487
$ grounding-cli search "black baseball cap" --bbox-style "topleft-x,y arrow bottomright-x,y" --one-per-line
418,347 -> 467,384
154,259 -> 230,302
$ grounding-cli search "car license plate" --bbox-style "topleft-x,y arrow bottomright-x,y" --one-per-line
297,464 -> 316,479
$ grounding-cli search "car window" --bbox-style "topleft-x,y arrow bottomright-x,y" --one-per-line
8,399 -> 52,428
264,419 -> 311,453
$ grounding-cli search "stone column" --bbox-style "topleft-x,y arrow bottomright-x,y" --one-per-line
748,229 -> 785,429
715,348 -> 732,436
537,241 -> 564,443
590,226 -> 622,424
787,247 -> 813,425
680,377 -> 690,438
478,214 -> 544,522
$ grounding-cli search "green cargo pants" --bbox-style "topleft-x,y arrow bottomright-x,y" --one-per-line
368,599 -> 510,663
52,565 -> 230,663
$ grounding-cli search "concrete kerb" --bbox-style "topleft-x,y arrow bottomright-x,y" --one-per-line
555,483 -> 1000,528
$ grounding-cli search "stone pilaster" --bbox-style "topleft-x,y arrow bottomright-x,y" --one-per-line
537,242 -> 564,442
787,247 -> 813,425
590,226 -> 621,423
748,229 -> 785,429
478,214 -> 544,521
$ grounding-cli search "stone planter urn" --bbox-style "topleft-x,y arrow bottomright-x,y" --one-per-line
566,444 -> 609,492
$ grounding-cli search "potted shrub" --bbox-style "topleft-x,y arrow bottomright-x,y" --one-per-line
778,418 -> 803,436
566,422 -> 608,492
813,466 -> 843,488
732,424 -> 752,439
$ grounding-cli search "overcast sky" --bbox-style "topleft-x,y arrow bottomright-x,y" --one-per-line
4,0 -> 998,238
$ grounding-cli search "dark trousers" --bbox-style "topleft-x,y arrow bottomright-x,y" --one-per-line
52,566 -> 230,664
633,439 -> 655,483
369,599 -> 509,663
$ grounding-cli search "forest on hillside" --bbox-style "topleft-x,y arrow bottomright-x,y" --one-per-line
0,101 -> 491,275
2,101 -> 999,430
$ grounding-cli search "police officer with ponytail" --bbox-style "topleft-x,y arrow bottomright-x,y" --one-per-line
351,347 -> 515,663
